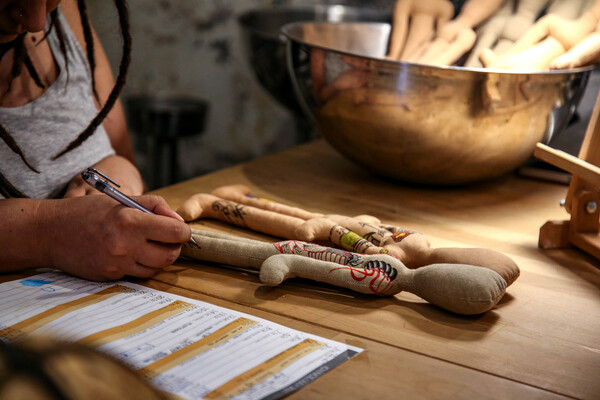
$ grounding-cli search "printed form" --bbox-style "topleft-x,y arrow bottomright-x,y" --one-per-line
0,271 -> 362,400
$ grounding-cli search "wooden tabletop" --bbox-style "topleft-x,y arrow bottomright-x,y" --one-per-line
0,139 -> 596,399
146,139 -> 600,399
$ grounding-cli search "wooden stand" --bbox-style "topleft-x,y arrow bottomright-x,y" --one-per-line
535,91 -> 600,260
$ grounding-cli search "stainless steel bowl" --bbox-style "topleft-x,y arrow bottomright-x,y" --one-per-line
238,6 -> 390,116
282,22 -> 594,185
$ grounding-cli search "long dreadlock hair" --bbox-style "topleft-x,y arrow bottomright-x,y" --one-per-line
0,0 -> 131,198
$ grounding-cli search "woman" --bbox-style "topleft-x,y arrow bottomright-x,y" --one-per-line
0,0 -> 191,281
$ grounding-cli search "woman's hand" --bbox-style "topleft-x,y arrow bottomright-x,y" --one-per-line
36,194 -> 190,281
63,155 -> 145,198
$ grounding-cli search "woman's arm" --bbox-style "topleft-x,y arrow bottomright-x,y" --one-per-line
63,155 -> 144,197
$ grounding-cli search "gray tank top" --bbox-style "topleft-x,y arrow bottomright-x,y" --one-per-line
0,8 -> 115,199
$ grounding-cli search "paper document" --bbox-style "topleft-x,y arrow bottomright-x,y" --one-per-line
0,271 -> 362,400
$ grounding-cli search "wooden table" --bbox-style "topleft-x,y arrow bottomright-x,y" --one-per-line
1,139 -> 597,400
145,140 -> 600,399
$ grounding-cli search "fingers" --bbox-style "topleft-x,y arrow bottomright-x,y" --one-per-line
139,196 -> 192,244
141,215 -> 191,245
154,203 -> 185,222
96,262 -> 163,281
90,241 -> 181,281
63,175 -> 92,198
90,242 -> 180,281
119,195 -> 190,251
127,263 -> 165,279
135,194 -> 184,222
63,183 -> 87,198
134,195 -> 185,223
135,195 -> 172,215
99,195 -> 188,245
136,241 -> 182,269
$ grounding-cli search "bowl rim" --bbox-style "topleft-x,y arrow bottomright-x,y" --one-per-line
281,21 -> 597,76
237,5 -> 391,41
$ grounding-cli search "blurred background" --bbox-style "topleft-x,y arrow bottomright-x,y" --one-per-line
88,0 -> 404,189
88,0 -> 596,189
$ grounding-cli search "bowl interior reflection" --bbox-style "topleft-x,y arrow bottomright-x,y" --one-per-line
237,6 -> 391,115
282,22 -> 593,185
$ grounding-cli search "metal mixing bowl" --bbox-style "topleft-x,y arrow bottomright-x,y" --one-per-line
237,6 -> 390,116
282,22 -> 594,185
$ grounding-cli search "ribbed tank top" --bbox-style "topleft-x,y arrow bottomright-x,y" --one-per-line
0,8 -> 115,199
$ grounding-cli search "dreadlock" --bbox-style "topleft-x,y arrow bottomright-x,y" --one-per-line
0,0 -> 131,198
53,0 -> 131,160
76,0 -> 98,101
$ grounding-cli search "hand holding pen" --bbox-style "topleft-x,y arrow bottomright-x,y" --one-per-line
81,168 -> 198,247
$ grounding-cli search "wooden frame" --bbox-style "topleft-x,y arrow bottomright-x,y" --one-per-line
535,91 -> 600,260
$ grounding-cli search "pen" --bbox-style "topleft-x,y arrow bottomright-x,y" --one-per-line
81,168 -> 198,247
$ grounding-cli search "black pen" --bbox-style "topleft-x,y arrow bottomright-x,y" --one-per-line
81,168 -> 198,246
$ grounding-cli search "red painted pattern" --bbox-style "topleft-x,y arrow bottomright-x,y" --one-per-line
330,265 -> 393,295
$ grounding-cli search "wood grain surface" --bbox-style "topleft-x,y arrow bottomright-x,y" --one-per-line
3,140 -> 597,399
148,140 -> 600,399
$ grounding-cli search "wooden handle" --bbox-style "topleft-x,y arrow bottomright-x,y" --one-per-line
534,143 -> 600,187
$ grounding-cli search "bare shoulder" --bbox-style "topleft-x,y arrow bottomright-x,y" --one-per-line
59,0 -> 87,51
